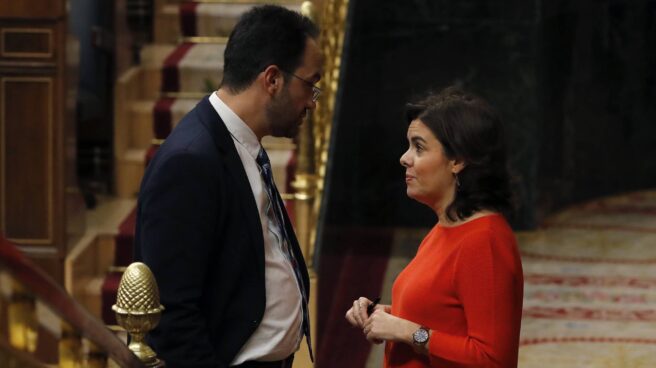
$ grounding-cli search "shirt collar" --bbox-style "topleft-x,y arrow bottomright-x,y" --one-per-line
209,92 -> 261,160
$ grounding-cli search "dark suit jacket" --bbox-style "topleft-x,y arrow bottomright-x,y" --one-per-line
134,96 -> 309,367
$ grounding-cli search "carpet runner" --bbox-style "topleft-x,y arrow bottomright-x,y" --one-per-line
160,42 -> 225,93
178,2 -> 301,38
517,190 -> 656,367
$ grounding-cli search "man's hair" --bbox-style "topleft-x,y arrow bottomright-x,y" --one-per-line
221,5 -> 319,93
405,86 -> 514,222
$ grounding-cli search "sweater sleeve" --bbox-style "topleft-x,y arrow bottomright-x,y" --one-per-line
427,229 -> 522,367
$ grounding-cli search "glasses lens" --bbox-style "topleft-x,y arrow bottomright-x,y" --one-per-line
312,87 -> 320,102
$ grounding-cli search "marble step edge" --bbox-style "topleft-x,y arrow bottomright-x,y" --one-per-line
160,0 -> 304,14
164,0 -> 304,4
116,141 -> 295,197
154,1 -> 302,43
138,43 -> 225,97
121,99 -> 297,153
140,43 -> 225,70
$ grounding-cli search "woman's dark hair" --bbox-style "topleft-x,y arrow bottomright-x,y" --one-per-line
221,5 -> 319,93
405,86 -> 513,222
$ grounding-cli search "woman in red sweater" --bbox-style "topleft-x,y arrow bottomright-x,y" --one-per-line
345,87 -> 524,367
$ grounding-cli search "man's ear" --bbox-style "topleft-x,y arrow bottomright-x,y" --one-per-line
262,65 -> 283,94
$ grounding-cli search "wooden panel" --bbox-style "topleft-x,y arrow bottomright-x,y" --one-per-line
114,0 -> 135,77
0,1 -> 65,19
0,77 -> 53,244
15,247 -> 62,286
1,28 -> 53,59
0,0 -> 85,286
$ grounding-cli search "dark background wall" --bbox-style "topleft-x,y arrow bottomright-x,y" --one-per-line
322,0 -> 656,230
70,0 -> 116,197
538,0 -> 656,221
317,2 -> 655,366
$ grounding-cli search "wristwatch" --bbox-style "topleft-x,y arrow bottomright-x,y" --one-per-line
412,326 -> 430,346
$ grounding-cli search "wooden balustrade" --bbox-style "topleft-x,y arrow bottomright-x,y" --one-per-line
0,234 -> 144,367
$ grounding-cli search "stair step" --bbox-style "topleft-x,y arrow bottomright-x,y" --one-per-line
116,135 -> 295,198
128,98 -> 200,149
155,1 -> 302,43
123,148 -> 147,163
140,44 -> 177,68
125,95 -> 297,152
117,0 -> 303,196
128,101 -> 155,150
140,43 -> 225,97
163,0 -> 303,4
115,149 -> 146,198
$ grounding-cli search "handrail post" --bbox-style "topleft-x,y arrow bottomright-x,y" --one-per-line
293,2 -> 350,366
8,280 -> 37,353
59,322 -> 82,368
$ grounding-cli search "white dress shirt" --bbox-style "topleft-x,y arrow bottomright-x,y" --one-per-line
209,92 -> 303,364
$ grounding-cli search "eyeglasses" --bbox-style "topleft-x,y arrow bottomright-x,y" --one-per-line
282,70 -> 322,102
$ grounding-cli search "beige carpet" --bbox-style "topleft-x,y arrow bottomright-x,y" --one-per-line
367,190 -> 656,367
518,190 -> 656,367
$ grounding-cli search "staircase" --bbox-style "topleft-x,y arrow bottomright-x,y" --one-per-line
109,0 -> 305,297
102,1 -> 349,366
105,0 -> 306,341
114,0 -> 302,198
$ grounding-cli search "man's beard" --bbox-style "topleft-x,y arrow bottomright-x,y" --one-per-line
266,87 -> 303,138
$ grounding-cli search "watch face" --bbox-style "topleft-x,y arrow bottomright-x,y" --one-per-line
413,328 -> 429,344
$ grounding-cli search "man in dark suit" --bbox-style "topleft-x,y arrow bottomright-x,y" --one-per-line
134,5 -> 323,367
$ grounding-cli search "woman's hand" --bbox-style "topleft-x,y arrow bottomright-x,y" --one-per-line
363,309 -> 420,346
345,297 -> 373,329
373,304 -> 392,314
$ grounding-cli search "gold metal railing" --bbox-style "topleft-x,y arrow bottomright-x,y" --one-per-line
293,1 -> 349,366
296,0 -> 349,263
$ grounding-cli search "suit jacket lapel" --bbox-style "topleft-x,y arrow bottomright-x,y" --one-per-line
195,96 -> 265,274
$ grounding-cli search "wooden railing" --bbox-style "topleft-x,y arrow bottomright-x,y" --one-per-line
0,234 -> 144,367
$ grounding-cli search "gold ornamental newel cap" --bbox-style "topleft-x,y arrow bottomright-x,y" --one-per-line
113,262 -> 164,315
112,262 -> 165,367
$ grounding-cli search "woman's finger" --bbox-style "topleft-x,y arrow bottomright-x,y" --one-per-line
363,314 -> 372,332
345,308 -> 358,327
353,300 -> 364,327
357,297 -> 371,321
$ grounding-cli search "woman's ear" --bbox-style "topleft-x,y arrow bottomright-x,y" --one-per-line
451,159 -> 466,174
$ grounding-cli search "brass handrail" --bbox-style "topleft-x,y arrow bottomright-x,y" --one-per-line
290,2 -> 349,365
295,0 -> 350,264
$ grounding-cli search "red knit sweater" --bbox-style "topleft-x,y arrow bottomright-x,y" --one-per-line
384,214 -> 523,368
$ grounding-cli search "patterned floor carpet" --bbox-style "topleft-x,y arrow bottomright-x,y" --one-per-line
364,190 -> 656,367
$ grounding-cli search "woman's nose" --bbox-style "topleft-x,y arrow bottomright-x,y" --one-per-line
400,150 -> 411,168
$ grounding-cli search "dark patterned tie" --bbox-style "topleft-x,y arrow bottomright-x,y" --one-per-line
256,147 -> 313,362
